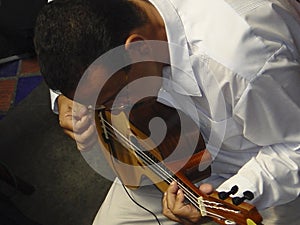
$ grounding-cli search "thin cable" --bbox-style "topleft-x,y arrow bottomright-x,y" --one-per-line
122,184 -> 162,225
100,116 -> 237,220
99,114 -> 162,225
103,121 -> 231,218
103,121 -> 198,202
102,119 -> 231,218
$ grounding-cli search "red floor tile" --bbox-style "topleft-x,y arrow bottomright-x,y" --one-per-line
20,58 -> 40,75
0,79 -> 17,111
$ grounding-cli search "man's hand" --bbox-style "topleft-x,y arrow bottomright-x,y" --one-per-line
162,181 -> 214,225
57,95 -> 97,151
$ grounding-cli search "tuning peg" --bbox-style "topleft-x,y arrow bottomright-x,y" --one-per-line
218,185 -> 239,200
232,191 -> 254,205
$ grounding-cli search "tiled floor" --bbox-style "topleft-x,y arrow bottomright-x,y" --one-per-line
0,58 -> 43,120
0,57 -> 111,225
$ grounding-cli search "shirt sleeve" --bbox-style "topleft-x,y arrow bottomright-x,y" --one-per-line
49,89 -> 60,114
217,39 -> 300,210
217,144 -> 300,210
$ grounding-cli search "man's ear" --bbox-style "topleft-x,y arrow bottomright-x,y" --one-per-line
125,34 -> 151,60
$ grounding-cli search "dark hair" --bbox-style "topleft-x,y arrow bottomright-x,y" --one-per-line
34,0 -> 148,96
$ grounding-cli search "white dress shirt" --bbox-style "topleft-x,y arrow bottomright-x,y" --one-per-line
150,0 -> 300,210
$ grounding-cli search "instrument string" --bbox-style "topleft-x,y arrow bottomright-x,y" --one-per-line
100,116 -> 236,220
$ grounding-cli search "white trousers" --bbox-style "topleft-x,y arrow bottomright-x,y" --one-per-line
92,178 -> 300,225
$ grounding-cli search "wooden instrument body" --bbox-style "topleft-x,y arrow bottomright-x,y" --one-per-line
93,97 -> 263,225
95,97 -> 211,191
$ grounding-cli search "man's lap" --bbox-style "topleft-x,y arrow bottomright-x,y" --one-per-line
93,178 -> 300,225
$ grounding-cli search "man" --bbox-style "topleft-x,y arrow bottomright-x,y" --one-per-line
35,0 -> 300,224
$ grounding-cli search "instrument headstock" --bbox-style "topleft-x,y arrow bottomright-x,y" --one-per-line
174,172 -> 263,225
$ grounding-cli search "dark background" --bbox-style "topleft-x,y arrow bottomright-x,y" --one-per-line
0,1 -> 112,224
0,79 -> 112,225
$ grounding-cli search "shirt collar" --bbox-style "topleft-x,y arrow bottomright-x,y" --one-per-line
149,0 -> 202,97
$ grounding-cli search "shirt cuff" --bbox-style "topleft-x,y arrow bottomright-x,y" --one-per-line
49,89 -> 61,114
216,173 -> 258,205
216,144 -> 300,210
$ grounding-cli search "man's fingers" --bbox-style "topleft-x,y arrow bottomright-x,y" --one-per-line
163,182 -> 191,223
72,103 -> 89,119
163,181 -> 207,225
173,189 -> 186,211
56,95 -> 97,151
166,181 -> 179,209
76,134 -> 98,151
74,122 -> 96,142
173,189 -> 200,222
162,182 -> 181,222
162,191 -> 181,223
63,128 -> 75,140
59,113 -> 74,131
199,183 -> 214,194
74,124 -> 97,151
73,114 -> 93,133
64,123 -> 97,151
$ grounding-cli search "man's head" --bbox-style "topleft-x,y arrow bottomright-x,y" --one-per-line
34,0 -> 149,97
